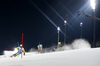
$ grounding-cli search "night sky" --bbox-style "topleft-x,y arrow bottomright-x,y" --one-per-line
0,0 -> 100,55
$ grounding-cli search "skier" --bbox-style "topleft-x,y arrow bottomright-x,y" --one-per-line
37,44 -> 43,53
11,44 -> 25,57
58,42 -> 62,51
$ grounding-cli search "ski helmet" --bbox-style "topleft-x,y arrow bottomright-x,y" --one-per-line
20,44 -> 22,47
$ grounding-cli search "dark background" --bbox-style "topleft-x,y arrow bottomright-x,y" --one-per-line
0,0 -> 100,55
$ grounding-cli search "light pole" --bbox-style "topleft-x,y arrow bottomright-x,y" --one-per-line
90,0 -> 96,47
80,22 -> 83,38
64,20 -> 67,44
57,27 -> 60,45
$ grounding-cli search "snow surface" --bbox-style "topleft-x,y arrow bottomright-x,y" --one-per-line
0,48 -> 100,66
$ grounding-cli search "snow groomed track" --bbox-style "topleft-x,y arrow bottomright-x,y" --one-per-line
0,48 -> 100,66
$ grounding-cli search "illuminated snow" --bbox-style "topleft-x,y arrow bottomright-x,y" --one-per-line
0,48 -> 100,66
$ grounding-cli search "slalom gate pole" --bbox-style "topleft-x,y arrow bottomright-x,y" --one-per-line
21,33 -> 23,59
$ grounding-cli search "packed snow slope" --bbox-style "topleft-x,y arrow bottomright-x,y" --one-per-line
0,48 -> 100,66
